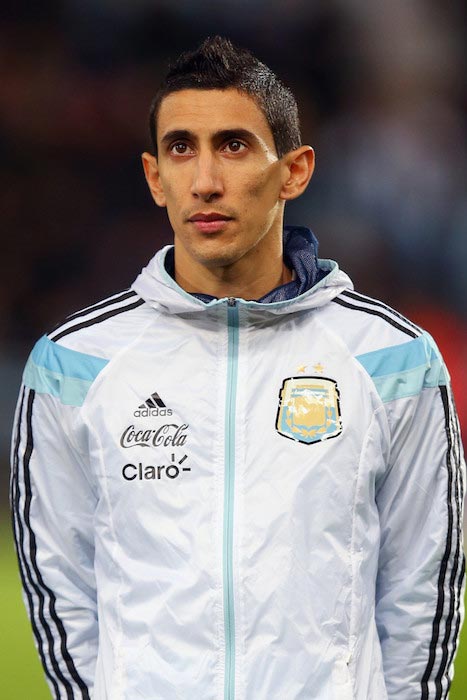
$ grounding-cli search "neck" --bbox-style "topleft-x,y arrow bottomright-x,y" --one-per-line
174,225 -> 292,300
175,259 -> 292,300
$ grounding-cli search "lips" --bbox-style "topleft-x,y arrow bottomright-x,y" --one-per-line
188,213 -> 233,222
187,212 -> 233,233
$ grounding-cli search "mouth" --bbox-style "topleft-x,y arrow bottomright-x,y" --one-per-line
187,212 -> 234,234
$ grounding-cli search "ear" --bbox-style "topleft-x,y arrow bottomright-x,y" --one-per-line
141,152 -> 167,207
279,146 -> 315,201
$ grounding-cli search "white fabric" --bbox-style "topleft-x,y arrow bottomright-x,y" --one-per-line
11,245 -> 465,700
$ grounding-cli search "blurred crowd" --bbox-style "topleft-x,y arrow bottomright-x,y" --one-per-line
0,0 -> 465,458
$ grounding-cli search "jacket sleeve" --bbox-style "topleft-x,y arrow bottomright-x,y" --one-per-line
374,336 -> 465,699
10,376 -> 97,699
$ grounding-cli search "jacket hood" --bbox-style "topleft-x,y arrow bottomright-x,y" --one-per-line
131,232 -> 353,316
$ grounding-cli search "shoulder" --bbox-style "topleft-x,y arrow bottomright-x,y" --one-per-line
23,288 -> 152,407
327,288 -> 422,351
321,288 -> 446,404
47,288 -> 149,354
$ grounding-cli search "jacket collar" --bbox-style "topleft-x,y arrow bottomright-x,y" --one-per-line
163,226 -> 326,304
132,226 -> 353,316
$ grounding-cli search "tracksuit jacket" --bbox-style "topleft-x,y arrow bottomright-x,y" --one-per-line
11,227 -> 466,699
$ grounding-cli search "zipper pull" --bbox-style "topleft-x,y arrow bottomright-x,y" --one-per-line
227,297 -> 237,307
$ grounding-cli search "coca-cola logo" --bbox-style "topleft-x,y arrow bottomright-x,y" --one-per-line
120,423 -> 188,449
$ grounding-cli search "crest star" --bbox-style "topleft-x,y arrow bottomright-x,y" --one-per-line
296,365 -> 307,374
313,363 -> 325,374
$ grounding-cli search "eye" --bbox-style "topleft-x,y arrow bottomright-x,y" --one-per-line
170,142 -> 193,156
224,140 -> 246,154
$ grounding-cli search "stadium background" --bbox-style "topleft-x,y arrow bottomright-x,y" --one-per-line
0,1 -> 465,696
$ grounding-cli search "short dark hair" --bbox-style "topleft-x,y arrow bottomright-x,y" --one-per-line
148,36 -> 301,158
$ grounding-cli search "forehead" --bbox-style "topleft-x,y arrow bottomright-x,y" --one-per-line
156,88 -> 275,148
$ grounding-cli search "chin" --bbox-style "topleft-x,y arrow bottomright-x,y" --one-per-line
195,252 -> 243,269
189,240 -> 248,269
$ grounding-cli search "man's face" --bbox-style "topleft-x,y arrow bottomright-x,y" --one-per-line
146,88 -> 289,270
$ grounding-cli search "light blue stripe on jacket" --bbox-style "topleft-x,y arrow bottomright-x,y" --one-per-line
23,335 -> 108,406
356,333 -> 448,403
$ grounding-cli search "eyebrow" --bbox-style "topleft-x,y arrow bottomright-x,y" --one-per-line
159,128 -> 261,150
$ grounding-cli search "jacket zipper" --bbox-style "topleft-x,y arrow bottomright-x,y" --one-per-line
224,297 -> 239,700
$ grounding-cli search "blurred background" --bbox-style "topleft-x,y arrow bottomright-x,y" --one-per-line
0,0 -> 465,696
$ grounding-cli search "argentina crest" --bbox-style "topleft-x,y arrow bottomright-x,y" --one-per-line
275,376 -> 343,444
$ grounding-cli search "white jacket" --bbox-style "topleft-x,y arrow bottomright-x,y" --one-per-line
11,239 -> 465,700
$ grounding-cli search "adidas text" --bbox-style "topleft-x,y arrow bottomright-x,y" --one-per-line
133,407 -> 173,417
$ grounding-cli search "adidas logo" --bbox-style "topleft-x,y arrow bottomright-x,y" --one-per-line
133,391 -> 173,417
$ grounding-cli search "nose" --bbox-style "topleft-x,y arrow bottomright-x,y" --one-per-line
190,152 -> 223,202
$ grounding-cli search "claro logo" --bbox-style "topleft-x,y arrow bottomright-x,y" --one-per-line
122,455 -> 190,481
120,423 -> 188,448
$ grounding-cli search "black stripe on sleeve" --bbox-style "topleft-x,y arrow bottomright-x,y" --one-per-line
63,289 -> 137,323
11,388 -> 62,698
435,394 -> 463,695
332,296 -> 418,338
340,289 -> 421,334
50,297 -> 145,341
18,389 -> 91,699
12,389 -> 67,698
48,290 -> 137,339
420,386 -> 456,699
444,555 -> 466,697
443,401 -> 466,695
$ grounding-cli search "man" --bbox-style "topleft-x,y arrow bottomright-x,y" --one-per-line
11,36 -> 465,699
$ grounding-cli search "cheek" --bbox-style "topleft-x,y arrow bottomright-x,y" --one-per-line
160,178 -> 174,200
159,184 -> 182,228
160,180 -> 182,212
240,162 -> 282,200
242,170 -> 282,207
